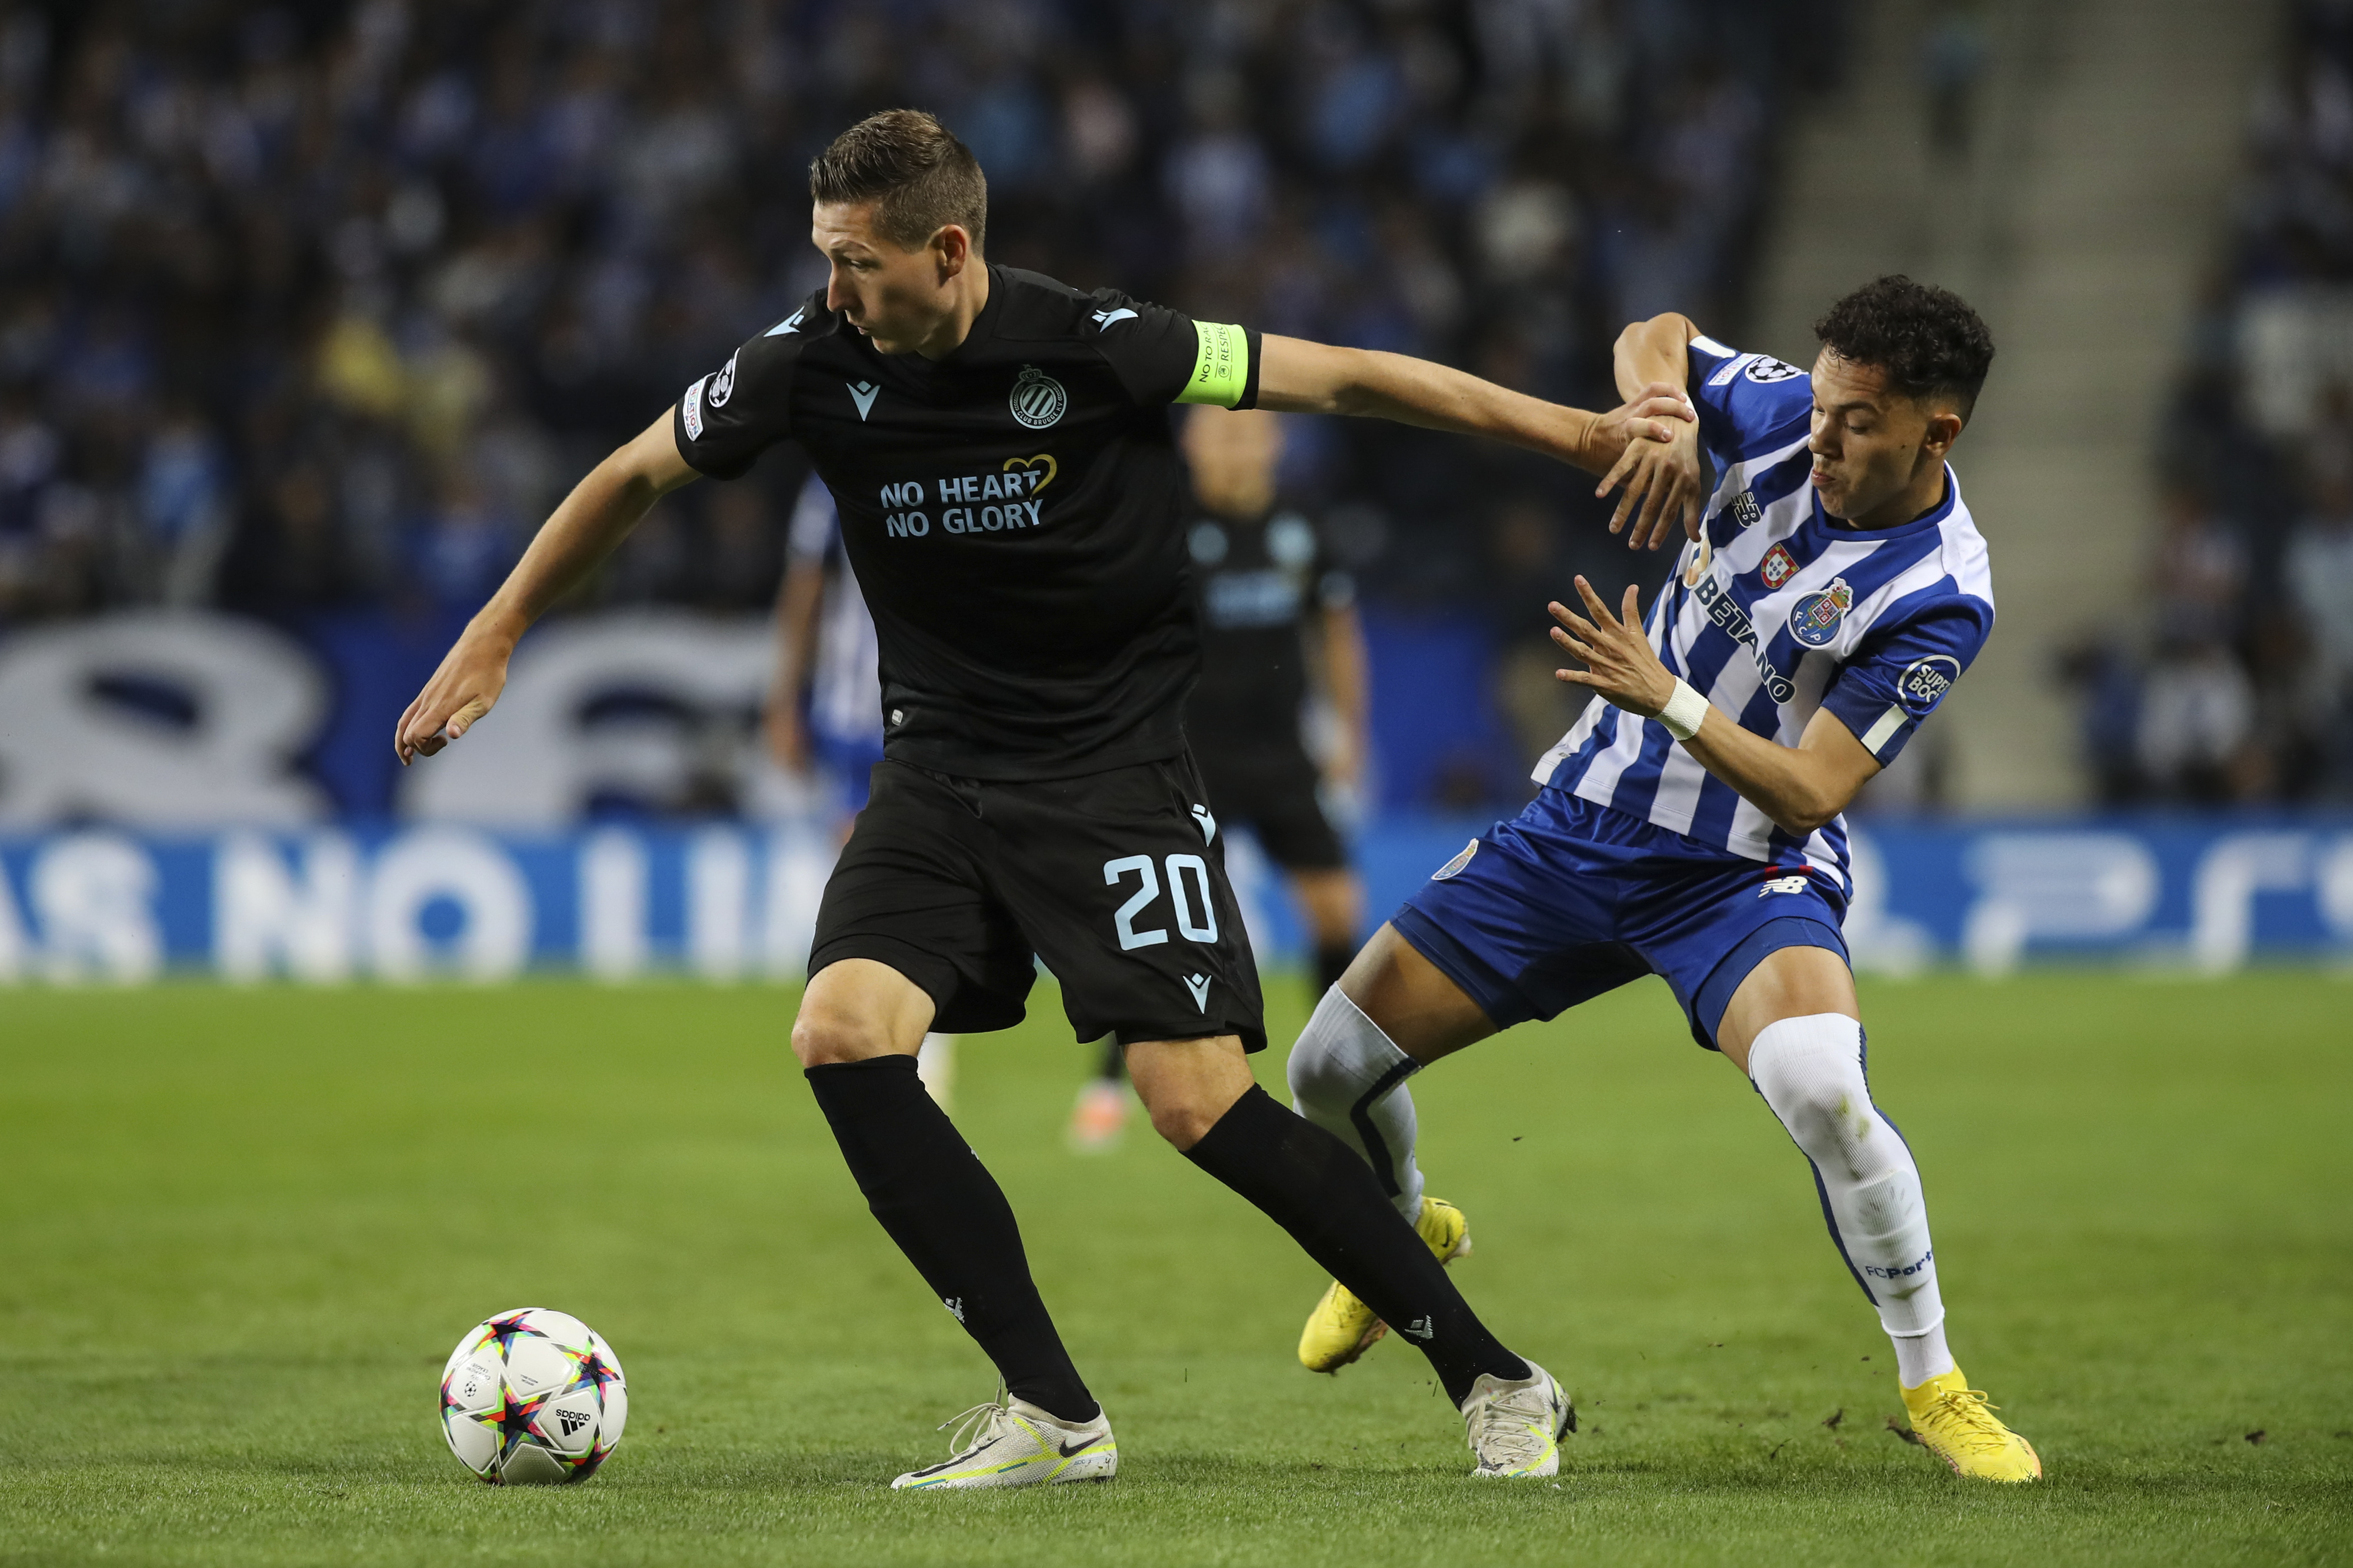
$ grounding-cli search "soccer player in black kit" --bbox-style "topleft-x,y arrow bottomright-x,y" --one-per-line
397,110 -> 1693,1489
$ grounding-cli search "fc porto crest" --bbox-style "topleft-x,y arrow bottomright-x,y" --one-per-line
1787,577 -> 1853,646
1009,364 -> 1067,429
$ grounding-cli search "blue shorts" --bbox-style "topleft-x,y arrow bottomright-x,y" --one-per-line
814,730 -> 887,814
1394,790 -> 1849,1052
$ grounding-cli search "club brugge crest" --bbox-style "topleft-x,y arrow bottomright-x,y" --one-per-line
1760,543 -> 1797,588
1009,365 -> 1067,429
1788,576 -> 1852,646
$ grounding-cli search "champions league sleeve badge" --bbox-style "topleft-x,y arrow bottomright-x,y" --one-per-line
1787,578 -> 1854,646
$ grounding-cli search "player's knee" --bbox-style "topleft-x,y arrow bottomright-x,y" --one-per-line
789,1001 -> 897,1069
1283,990 -> 1352,1109
1145,1091 -> 1225,1150
1748,1013 -> 1874,1159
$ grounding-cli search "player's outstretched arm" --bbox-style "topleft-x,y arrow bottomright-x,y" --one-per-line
1601,313 -> 1708,553
1548,576 -> 1878,837
395,411 -> 698,764
1254,334 -> 1692,478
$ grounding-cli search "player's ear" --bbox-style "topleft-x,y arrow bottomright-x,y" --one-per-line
932,223 -> 972,278
1921,405 -> 1964,459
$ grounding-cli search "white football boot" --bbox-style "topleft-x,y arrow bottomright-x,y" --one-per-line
890,1392 -> 1116,1490
1461,1362 -> 1574,1479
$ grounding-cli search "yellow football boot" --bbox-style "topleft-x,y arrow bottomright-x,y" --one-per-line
1900,1368 -> 2042,1482
1297,1196 -> 1472,1373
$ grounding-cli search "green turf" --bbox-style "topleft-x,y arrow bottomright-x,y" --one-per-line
0,972 -> 2346,1566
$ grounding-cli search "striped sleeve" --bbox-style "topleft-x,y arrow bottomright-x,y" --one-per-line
1687,334 -> 1812,462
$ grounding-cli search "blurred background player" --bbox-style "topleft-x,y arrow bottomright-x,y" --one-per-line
1068,405 -> 1370,1151
766,472 -> 954,1111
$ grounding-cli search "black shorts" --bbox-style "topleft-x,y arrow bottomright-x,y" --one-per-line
1193,740 -> 1347,872
809,755 -> 1267,1050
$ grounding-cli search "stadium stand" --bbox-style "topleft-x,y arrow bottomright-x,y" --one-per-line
0,0 -> 1835,811
2086,0 -> 2353,804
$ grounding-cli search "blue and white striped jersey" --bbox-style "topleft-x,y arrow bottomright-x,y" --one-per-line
1533,334 -> 1994,890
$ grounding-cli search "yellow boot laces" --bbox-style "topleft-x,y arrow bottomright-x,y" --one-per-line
1918,1386 -> 2012,1452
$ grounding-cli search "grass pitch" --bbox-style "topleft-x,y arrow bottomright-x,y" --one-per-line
0,972 -> 2345,1567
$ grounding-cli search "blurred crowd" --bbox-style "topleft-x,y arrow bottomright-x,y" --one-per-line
2078,0 -> 2353,805
0,0 -> 1835,749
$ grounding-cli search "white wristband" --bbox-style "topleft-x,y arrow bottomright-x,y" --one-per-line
1654,678 -> 1711,742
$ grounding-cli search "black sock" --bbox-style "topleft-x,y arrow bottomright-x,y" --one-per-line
1183,1085 -> 1530,1404
1314,940 -> 1354,998
1095,1033 -> 1125,1082
805,1056 -> 1096,1423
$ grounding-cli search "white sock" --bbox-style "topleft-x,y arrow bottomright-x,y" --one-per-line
915,1033 -> 955,1112
1747,1014 -> 1953,1379
1892,1320 -> 1954,1387
1285,985 -> 1426,1222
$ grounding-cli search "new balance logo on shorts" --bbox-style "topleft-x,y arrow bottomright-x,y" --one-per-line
1758,875 -> 1811,897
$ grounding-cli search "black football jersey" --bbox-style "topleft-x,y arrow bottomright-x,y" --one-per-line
673,265 -> 1262,780
1185,508 -> 1353,747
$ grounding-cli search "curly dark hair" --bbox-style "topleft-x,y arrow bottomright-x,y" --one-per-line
1813,275 -> 1995,418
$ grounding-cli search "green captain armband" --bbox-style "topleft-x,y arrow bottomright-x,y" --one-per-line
1176,320 -> 1251,408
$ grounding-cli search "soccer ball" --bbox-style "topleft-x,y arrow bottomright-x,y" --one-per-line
439,1307 -> 628,1484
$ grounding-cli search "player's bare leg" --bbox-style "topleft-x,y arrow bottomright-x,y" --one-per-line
1126,1030 -> 1567,1477
1715,947 -> 2039,1481
792,959 -> 1117,1488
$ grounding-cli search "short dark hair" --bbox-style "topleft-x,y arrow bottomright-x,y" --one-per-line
808,109 -> 987,254
1813,275 -> 1995,419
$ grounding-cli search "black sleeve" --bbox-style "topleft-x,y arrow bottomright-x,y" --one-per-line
1084,288 -> 1262,411
672,308 -> 808,480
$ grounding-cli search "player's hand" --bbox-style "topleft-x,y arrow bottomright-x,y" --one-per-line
1596,392 -> 1704,553
1581,381 -> 1693,497
1548,576 -> 1676,717
395,623 -> 516,765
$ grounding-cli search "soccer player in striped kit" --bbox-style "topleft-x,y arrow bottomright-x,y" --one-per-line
1284,277 -> 2042,1483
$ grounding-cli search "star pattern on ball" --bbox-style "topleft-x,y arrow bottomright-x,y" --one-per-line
484,1311 -> 543,1359
561,1343 -> 621,1396
492,1380 -> 556,1469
